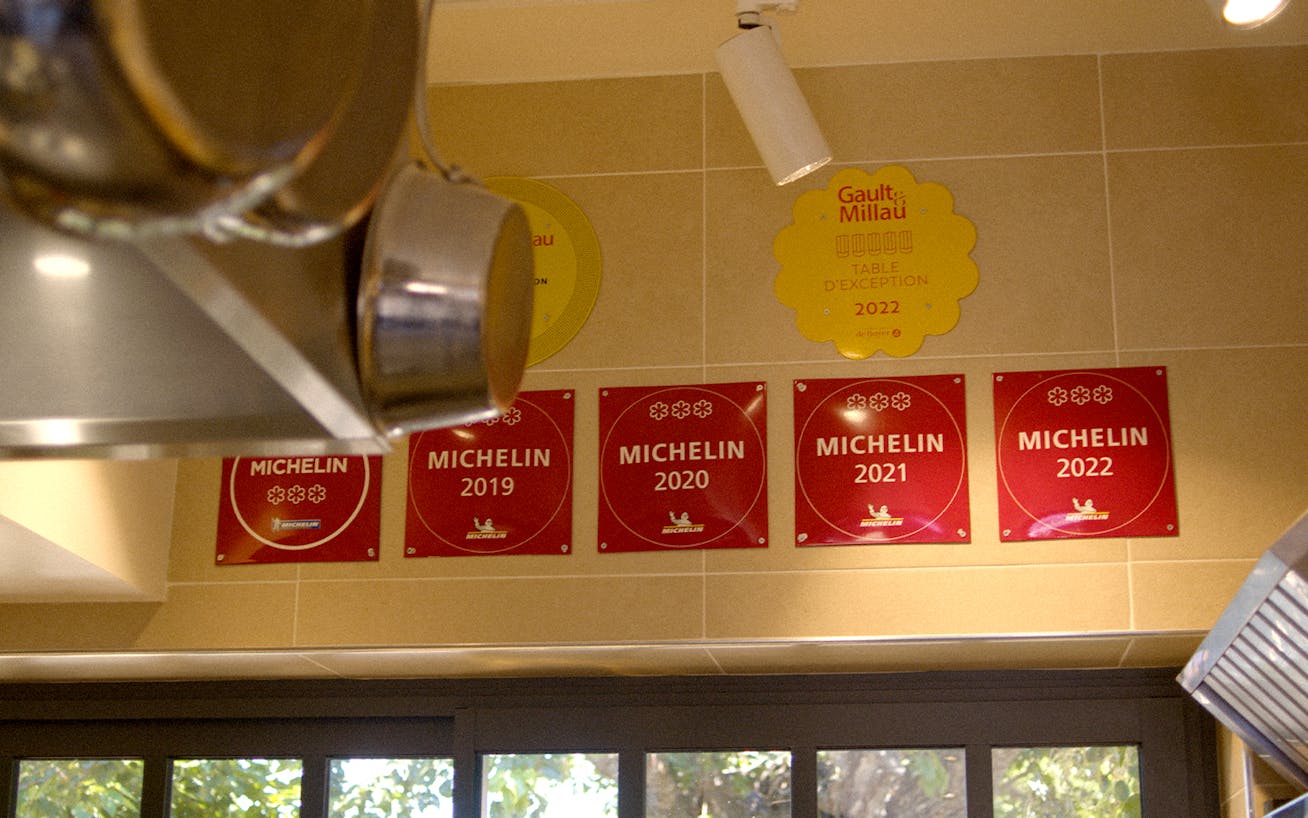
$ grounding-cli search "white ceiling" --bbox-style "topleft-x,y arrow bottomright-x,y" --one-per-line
427,0 -> 1308,84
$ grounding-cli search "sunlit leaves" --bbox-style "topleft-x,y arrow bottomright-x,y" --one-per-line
13,746 -> 1142,818
817,749 -> 965,818
992,746 -> 1141,818
16,759 -> 144,818
170,759 -> 301,818
647,751 -> 791,818
482,753 -> 617,818
329,758 -> 453,818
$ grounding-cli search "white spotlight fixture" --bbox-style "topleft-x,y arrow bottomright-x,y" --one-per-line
715,1 -> 832,185
1210,0 -> 1292,27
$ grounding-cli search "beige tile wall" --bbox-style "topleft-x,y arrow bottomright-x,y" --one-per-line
2,46 -> 1305,676
1218,729 -> 1307,818
1221,728 -> 1253,818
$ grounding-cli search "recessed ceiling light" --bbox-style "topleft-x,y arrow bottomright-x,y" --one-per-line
33,253 -> 90,279
1215,0 -> 1291,27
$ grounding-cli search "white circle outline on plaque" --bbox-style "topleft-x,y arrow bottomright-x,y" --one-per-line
407,395 -> 572,555
996,371 -> 1172,536
599,384 -> 767,549
795,378 -> 966,542
228,457 -> 371,551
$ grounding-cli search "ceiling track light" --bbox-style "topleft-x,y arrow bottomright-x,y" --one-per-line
715,1 -> 832,185
1209,0 -> 1292,28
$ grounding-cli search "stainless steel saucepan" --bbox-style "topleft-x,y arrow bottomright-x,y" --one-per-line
0,0 -> 372,237
356,161 -> 535,436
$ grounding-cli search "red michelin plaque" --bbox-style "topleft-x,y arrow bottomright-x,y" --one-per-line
599,382 -> 767,552
216,455 -> 381,564
794,375 -> 970,546
406,390 -> 574,556
994,366 -> 1179,541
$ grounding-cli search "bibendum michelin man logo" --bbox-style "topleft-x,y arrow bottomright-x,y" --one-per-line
662,511 -> 704,534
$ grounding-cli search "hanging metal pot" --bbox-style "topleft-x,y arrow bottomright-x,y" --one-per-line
208,0 -> 417,247
0,0 -> 371,237
356,162 -> 535,436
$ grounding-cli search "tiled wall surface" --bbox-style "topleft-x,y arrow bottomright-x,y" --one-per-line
2,45 -> 1305,676
1219,731 -> 1305,818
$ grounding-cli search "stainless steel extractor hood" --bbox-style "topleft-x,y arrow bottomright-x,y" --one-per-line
0,172 -> 534,460
0,0 -> 533,460
1269,792 -> 1308,818
0,205 -> 390,458
1179,510 -> 1308,790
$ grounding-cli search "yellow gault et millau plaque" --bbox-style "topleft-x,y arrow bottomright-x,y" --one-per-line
485,177 -> 602,367
773,165 -> 978,359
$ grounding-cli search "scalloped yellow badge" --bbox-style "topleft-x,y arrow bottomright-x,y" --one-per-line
774,166 -> 978,359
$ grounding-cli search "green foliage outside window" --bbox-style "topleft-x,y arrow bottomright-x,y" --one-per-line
11,745 -> 1142,818
329,758 -> 454,818
482,752 -> 617,818
992,746 -> 1141,818
817,748 -> 965,818
646,751 -> 791,818
16,759 -> 144,818
169,759 -> 302,818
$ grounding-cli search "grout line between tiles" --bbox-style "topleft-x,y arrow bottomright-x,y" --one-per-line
791,42 -> 1308,71
703,647 -> 729,675
300,572 -> 683,584
267,561 -> 1138,584
297,654 -> 347,678
823,150 -> 1102,168
531,350 -> 1116,376
1129,557 -> 1258,566
432,42 -> 1306,86
1126,543 -> 1137,632
167,557 -> 1256,591
293,565 -> 302,647
0,628 -> 1207,661
530,340 -> 1308,376
522,140 -> 1308,186
1100,139 -> 1308,155
532,362 -> 713,375
701,551 -> 708,640
168,580 -> 300,587
1107,341 -> 1308,353
1096,54 -> 1123,369
700,71 -> 710,385
1116,637 -> 1132,668
529,168 -> 708,181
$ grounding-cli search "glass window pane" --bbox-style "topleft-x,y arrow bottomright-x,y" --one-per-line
170,758 -> 302,818
15,758 -> 143,818
329,757 -> 454,818
645,751 -> 791,818
817,748 -> 966,818
992,746 -> 1141,818
481,752 -> 618,818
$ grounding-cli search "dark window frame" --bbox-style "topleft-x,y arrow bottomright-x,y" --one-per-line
0,668 -> 1219,818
